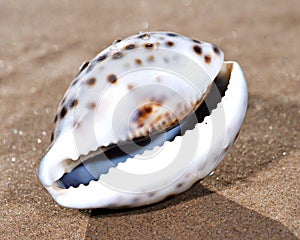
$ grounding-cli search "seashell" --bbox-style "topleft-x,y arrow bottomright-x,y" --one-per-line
38,32 -> 248,209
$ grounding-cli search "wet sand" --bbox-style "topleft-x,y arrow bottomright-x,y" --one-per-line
0,0 -> 299,239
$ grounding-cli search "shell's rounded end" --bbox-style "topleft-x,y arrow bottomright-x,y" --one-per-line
38,131 -> 80,187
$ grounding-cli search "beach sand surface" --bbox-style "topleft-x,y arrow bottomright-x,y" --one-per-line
0,1 -> 299,239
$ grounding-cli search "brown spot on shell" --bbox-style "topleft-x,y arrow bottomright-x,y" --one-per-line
166,41 -> 174,47
130,100 -> 176,131
124,44 -> 135,50
50,132 -> 54,142
127,84 -> 134,90
193,45 -> 202,55
107,74 -> 117,83
204,55 -> 211,63
135,58 -> 142,65
213,45 -> 220,55
112,52 -> 123,59
138,33 -> 150,39
70,99 -> 78,108
166,33 -> 178,37
132,104 -> 153,124
96,54 -> 107,62
60,106 -> 67,119
193,39 -> 202,44
86,77 -> 96,86
164,111 -> 172,121
142,105 -> 152,114
176,183 -> 183,188
78,61 -> 89,72
88,102 -> 96,109
148,55 -> 155,62
144,43 -> 154,50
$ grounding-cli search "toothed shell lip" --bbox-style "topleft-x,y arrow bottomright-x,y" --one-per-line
38,61 -> 247,209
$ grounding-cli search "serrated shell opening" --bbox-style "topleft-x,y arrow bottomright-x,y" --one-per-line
55,63 -> 232,189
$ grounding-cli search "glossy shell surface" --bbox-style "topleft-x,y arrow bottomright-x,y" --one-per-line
38,32 -> 247,209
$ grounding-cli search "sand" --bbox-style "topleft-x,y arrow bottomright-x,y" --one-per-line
0,0 -> 299,239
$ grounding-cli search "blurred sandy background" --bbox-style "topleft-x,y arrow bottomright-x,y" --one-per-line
0,0 -> 299,239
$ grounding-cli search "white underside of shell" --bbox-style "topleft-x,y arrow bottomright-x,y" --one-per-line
41,61 -> 247,209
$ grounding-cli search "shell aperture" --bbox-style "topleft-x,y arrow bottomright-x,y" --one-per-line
57,69 -> 228,189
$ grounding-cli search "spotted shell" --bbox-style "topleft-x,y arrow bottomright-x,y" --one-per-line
38,32 -> 247,209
